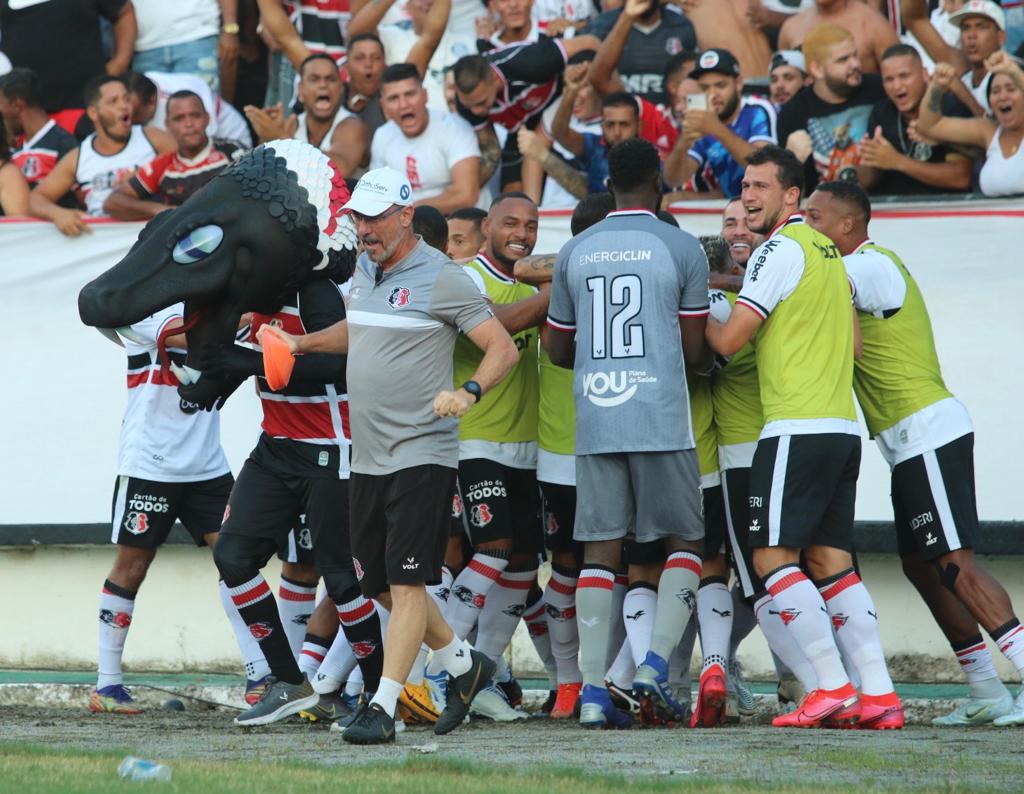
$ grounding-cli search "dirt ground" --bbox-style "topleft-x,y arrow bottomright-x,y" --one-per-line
2,705 -> 1021,791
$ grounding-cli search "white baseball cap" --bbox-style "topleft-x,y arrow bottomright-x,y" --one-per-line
949,0 -> 1006,31
771,50 -> 806,75
342,166 -> 414,217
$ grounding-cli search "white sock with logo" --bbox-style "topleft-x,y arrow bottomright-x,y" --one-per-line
97,580 -> 136,690
218,580 -> 270,681
369,677 -> 404,718
623,582 -> 657,667
277,576 -> 318,658
475,569 -> 536,664
312,630 -> 357,694
432,634 -> 474,678
697,578 -> 733,674
445,551 -> 510,640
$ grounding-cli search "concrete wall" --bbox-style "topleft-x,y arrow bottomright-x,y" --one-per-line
3,544 -> 1021,682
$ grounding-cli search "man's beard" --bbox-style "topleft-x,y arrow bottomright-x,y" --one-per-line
100,116 -> 130,143
825,73 -> 858,100
718,93 -> 739,122
363,235 -> 399,264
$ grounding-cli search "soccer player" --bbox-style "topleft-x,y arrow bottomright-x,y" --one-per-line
447,206 -> 487,261
261,166 -> 519,744
706,145 -> 899,729
514,192 -> 617,719
546,138 -> 711,729
90,309 -> 249,714
209,261 -> 388,728
805,180 -> 1023,728
446,192 -> 551,719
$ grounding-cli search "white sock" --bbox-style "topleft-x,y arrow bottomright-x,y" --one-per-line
445,552 -> 510,640
97,581 -> 136,689
313,630 -> 358,694
697,578 -> 733,673
277,577 -> 317,658
765,566 -> 847,691
818,569 -> 893,696
952,635 -> 1007,699
674,615 -> 698,691
729,584 -> 757,660
544,567 -> 581,685
606,638 -> 635,688
475,569 -> 535,663
345,665 -> 364,697
429,566 -> 454,610
623,582 -> 658,667
299,636 -> 331,682
219,580 -> 269,681
609,573 -> 628,664
523,593 -> 558,689
755,592 -> 817,691
992,619 -> 1024,680
433,635 -> 474,678
650,552 -> 701,660
370,676 -> 404,718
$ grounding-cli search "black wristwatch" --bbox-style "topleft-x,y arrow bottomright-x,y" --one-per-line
461,380 -> 483,403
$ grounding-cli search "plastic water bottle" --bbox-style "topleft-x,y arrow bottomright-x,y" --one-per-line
117,756 -> 172,782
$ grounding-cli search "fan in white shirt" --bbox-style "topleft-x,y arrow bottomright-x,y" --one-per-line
371,63 -> 482,214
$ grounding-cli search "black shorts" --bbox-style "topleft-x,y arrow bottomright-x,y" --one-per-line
459,459 -> 543,555
722,467 -> 764,598
220,456 -> 351,576
623,538 -> 666,567
748,433 -> 861,552
703,483 -> 727,559
111,473 -> 233,549
349,464 -> 456,597
539,481 -> 579,555
276,527 -> 318,566
451,484 -> 468,538
893,434 -> 977,560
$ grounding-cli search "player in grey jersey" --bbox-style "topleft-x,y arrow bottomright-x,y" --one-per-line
545,138 -> 712,728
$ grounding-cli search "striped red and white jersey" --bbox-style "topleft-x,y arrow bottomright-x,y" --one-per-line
117,305 -> 230,482
294,0 -> 350,65
130,140 -> 242,207
248,281 -> 351,479
11,119 -> 77,187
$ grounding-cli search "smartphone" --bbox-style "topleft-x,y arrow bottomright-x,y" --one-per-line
686,93 -> 708,111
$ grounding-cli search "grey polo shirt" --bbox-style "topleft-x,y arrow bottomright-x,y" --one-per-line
346,239 -> 494,476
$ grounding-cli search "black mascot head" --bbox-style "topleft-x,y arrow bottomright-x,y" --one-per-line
78,139 -> 357,405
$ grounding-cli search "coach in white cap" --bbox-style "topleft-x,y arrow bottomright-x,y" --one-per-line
260,166 -> 518,745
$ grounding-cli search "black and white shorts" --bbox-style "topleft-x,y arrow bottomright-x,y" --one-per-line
220,456 -> 351,576
350,464 -> 456,597
747,433 -> 861,552
458,458 -> 543,554
575,450 -> 704,545
893,433 -> 977,560
703,483 -> 727,559
721,467 -> 762,598
111,473 -> 233,549
539,481 -> 579,554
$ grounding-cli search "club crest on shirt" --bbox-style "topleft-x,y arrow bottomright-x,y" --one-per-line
387,286 -> 411,309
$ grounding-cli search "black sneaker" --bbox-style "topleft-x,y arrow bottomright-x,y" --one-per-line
539,689 -> 557,716
434,649 -> 496,735
233,677 -> 318,727
341,703 -> 396,745
497,676 -> 523,708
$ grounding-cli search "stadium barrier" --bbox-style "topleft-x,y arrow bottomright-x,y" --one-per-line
1,198 -> 1021,678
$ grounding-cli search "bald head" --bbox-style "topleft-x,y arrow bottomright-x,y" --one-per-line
805,180 -> 871,256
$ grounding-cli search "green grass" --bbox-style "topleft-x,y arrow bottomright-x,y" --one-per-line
0,742 -> 1005,794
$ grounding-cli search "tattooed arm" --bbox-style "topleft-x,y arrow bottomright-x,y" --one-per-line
477,124 -> 502,186
513,253 -> 556,284
917,63 -> 994,150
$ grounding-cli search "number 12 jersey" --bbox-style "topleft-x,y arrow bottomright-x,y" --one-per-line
547,208 -> 710,456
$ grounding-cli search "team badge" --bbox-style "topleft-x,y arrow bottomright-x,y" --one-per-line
452,493 -> 464,518
666,37 -> 683,55
470,503 -> 493,528
387,286 -> 411,308
831,613 -> 850,631
545,511 -> 558,535
249,621 -> 273,640
222,504 -> 231,525
124,512 -> 149,535
99,609 -> 132,628
452,585 -> 486,609
352,640 -> 378,659
353,557 -> 364,580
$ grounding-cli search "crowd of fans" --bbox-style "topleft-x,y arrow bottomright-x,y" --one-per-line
1,0 -> 1023,224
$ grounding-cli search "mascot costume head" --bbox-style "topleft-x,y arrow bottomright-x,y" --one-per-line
78,139 -> 357,406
